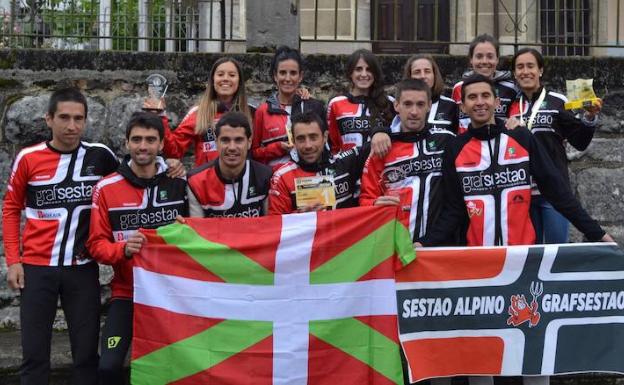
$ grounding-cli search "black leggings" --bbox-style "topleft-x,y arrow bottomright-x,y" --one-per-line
99,299 -> 133,385
20,263 -> 100,385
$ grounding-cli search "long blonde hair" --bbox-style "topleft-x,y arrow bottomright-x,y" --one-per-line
195,57 -> 252,135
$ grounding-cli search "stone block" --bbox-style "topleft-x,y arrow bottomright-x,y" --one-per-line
4,94 -> 107,146
572,168 -> 624,224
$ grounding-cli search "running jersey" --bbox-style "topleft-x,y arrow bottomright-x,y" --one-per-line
187,159 -> 272,218
87,156 -> 188,299
421,121 -> 605,247
252,93 -> 326,169
507,87 -> 596,187
327,93 -> 395,153
162,103 -> 255,167
3,141 -> 118,267
360,127 -> 455,242
269,147 -> 369,214
452,70 -> 517,134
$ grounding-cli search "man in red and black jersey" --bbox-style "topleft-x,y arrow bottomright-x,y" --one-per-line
87,112 -> 188,385
187,112 -> 272,218
360,79 -> 456,243
3,88 -> 119,384
269,111 -> 369,214
420,74 -> 614,247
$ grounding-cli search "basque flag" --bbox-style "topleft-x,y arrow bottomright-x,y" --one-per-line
131,206 -> 415,385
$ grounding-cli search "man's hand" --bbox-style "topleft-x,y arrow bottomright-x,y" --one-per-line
374,195 -> 400,206
165,159 -> 186,178
371,132 -> 391,158
7,263 -> 25,290
505,117 -> 524,130
175,215 -> 187,224
413,242 -> 423,248
601,233 -> 616,243
124,232 -> 148,259
280,141 -> 294,152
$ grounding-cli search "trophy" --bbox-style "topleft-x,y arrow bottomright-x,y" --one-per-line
564,78 -> 601,110
144,74 -> 168,112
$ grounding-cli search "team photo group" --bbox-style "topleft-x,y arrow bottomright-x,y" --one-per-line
3,32 -> 619,385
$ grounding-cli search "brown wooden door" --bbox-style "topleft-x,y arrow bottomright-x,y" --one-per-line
372,0 -> 450,54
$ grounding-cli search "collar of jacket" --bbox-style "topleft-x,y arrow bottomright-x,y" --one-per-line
214,158 -> 248,184
462,69 -> 512,83
266,92 -> 303,115
517,85 -> 545,103
468,119 -> 505,140
346,92 -> 371,105
390,127 -> 432,143
295,148 -> 333,173
118,155 -> 168,188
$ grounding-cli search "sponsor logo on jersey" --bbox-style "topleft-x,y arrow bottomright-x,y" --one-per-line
207,206 -> 261,218
37,210 -> 62,219
383,157 -> 443,184
461,168 -> 528,194
339,117 -> 370,133
119,208 -> 180,230
466,201 -> 482,217
35,182 -> 94,206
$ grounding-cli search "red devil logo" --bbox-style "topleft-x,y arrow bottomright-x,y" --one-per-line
507,281 -> 543,328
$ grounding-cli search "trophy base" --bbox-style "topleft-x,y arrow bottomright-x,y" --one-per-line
564,97 -> 601,110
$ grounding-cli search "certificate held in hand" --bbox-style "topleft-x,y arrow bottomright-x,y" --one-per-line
295,176 -> 336,209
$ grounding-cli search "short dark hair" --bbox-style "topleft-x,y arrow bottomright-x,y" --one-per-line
291,111 -> 325,135
511,47 -> 544,71
402,54 -> 445,98
215,111 -> 252,138
461,74 -> 497,102
126,111 -> 164,140
468,33 -> 500,59
395,78 -> 432,101
48,87 -> 88,117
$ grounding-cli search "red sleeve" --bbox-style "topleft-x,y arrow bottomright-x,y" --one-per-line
86,183 -> 125,265
162,108 -> 198,159
252,105 -> 287,164
359,154 -> 385,206
268,172 -> 294,215
2,154 -> 29,266
326,98 -> 344,154
451,82 -> 463,105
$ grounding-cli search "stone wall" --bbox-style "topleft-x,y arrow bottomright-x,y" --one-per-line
0,49 -> 623,329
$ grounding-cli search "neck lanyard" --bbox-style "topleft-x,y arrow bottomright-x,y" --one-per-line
519,88 -> 547,130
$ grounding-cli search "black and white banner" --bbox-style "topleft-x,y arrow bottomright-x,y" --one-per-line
396,243 -> 624,383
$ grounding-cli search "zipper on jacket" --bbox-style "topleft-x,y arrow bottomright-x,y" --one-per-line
486,126 -> 503,246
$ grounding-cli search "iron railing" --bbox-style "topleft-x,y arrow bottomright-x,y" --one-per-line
0,0 -> 244,51
1,0 -> 623,56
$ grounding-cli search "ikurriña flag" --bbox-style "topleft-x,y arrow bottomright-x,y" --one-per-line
396,243 -> 624,383
131,206 -> 415,385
